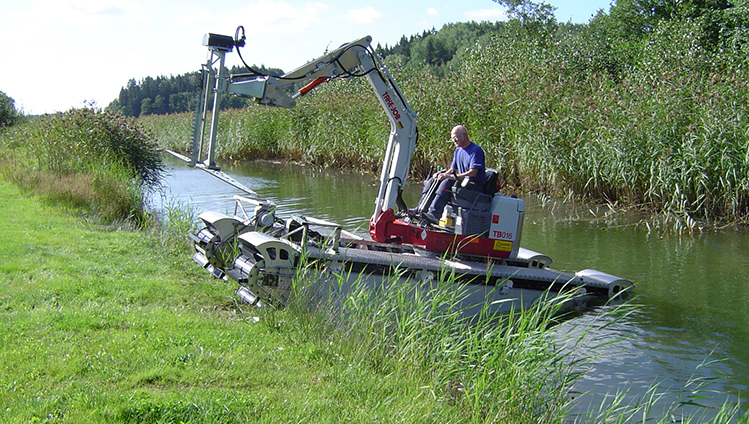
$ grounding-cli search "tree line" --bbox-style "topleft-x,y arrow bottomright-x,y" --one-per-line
107,0 -> 749,119
0,91 -> 21,127
106,65 -> 284,117
107,19 -> 554,118
107,22 -> 503,118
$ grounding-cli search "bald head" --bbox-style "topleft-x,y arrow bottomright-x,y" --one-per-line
451,125 -> 470,148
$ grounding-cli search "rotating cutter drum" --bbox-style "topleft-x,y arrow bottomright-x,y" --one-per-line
190,211 -> 248,270
227,232 -> 301,306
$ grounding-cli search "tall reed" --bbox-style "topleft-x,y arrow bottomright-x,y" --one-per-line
269,260 -> 745,423
0,107 -> 163,223
276,264 -> 592,423
146,23 -> 748,227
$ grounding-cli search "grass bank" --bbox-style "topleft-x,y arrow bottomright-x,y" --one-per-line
0,179 -> 573,423
3,178 -> 746,423
0,108 -> 163,224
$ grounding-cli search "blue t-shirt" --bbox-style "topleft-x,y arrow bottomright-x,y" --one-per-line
451,142 -> 486,184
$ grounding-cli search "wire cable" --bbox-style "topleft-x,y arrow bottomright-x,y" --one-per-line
234,26 -> 265,77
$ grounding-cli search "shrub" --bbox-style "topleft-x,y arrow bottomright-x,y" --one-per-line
0,90 -> 21,128
29,107 -> 163,187
0,107 -> 163,222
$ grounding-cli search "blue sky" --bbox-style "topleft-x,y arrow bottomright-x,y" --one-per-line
0,0 -> 611,115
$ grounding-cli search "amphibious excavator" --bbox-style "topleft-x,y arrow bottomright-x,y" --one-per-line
172,27 -> 632,310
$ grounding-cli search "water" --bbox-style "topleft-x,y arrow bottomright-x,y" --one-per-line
521,201 -> 749,416
154,156 -> 380,233
156,154 -> 749,418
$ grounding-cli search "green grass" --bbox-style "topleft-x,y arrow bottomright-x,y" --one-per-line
0,180 -> 367,422
1,179 -> 747,423
1,179 -> 562,423
0,181 -> 241,422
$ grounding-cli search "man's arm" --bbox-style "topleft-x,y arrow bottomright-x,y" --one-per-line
434,167 -> 478,181
455,168 -> 479,180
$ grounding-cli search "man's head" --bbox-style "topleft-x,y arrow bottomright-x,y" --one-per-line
450,125 -> 470,148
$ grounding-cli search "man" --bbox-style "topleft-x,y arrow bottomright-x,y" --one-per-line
422,125 -> 486,224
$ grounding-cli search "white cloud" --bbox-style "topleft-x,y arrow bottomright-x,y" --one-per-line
343,6 -> 383,24
70,0 -> 143,18
464,8 -> 507,22
427,8 -> 439,17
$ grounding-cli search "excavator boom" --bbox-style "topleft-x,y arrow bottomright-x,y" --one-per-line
183,27 -> 633,309
190,32 -> 417,228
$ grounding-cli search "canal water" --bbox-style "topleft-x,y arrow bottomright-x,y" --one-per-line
156,154 -> 748,419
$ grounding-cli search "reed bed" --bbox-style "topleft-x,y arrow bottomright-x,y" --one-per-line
0,107 -> 163,223
145,24 -> 748,229
263,261 -> 746,424
276,265 -> 581,423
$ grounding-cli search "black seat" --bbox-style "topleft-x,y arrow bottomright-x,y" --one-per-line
483,168 -> 499,195
451,168 -> 499,212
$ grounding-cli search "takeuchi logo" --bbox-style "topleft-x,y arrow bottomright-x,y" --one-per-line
381,91 -> 401,120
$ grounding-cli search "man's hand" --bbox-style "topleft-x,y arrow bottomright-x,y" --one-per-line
433,169 -> 454,181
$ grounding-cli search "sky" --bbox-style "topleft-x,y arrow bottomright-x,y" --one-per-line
0,0 -> 611,115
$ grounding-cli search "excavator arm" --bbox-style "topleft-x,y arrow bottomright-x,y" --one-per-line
190,30 -> 418,236
185,29 -> 633,306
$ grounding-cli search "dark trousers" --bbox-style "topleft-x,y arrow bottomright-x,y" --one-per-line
426,177 -> 456,218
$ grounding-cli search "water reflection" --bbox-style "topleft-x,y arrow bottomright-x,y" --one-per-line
561,306 -> 744,420
155,153 -> 748,416
524,198 -> 749,416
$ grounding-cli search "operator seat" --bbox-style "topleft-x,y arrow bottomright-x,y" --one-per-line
451,168 -> 499,212
484,168 -> 500,195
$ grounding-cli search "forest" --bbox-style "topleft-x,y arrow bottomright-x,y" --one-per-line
105,21 -> 515,118
107,64 -> 284,117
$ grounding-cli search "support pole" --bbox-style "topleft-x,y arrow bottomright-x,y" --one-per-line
190,47 -> 228,170
205,51 -> 228,170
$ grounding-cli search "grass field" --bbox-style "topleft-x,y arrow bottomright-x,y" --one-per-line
0,180 -> 431,423
0,179 -> 572,423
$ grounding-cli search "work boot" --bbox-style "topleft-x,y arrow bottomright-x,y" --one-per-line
422,211 -> 439,224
